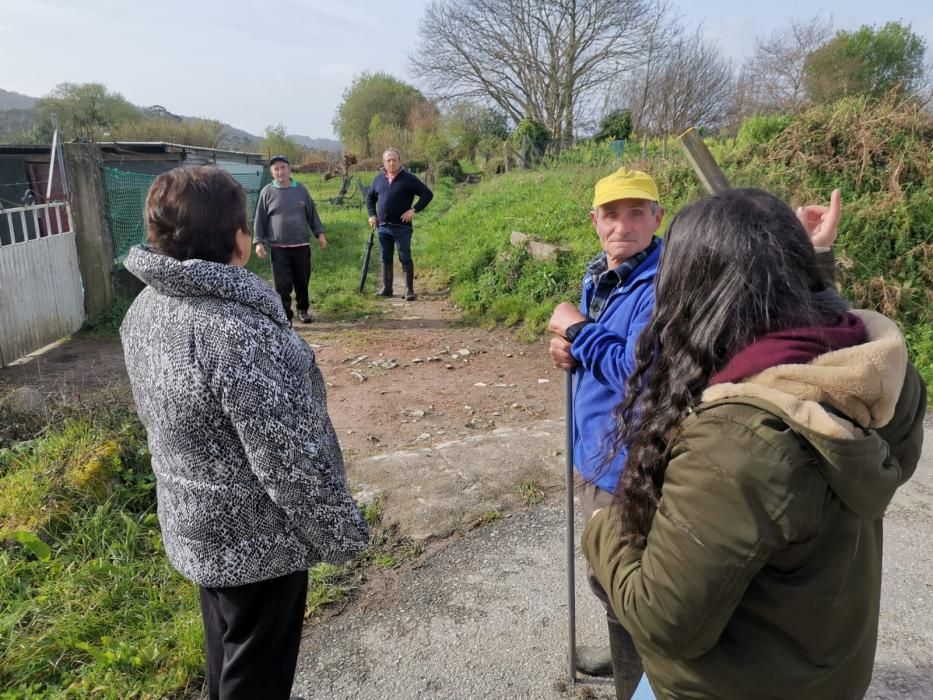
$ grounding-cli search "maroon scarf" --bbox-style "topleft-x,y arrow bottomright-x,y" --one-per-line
709,313 -> 866,386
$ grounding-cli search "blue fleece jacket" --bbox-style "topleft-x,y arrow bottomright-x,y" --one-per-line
570,239 -> 662,493
366,169 -> 433,227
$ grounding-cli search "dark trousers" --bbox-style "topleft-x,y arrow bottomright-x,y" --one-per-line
199,569 -> 308,700
378,225 -> 413,266
270,245 -> 311,320
581,482 -> 619,617
582,482 -> 646,695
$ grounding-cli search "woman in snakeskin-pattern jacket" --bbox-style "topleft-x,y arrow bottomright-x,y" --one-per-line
120,166 -> 369,700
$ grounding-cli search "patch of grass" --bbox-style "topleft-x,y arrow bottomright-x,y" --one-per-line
361,494 -> 383,528
904,323 -> 933,391
0,404 -> 422,698
519,479 -> 546,506
373,553 -> 398,569
306,562 -> 359,616
0,406 -> 205,699
77,294 -> 133,338
480,509 -> 502,524
0,404 -> 45,453
304,494 -> 417,615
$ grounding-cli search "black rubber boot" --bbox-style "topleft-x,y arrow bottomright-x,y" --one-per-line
403,263 -> 416,301
608,615 -> 643,699
575,644 -> 613,677
377,263 -> 393,297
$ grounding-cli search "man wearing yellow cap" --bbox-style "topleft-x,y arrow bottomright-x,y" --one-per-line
547,168 -> 664,696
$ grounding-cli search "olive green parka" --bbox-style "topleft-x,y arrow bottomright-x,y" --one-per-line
583,310 -> 927,699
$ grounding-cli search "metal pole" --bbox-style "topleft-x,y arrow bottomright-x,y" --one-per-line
47,128 -> 59,201
565,369 -> 577,685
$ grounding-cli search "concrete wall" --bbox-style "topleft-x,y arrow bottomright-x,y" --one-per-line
63,143 -> 113,317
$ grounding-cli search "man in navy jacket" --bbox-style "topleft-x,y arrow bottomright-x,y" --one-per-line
366,148 -> 433,300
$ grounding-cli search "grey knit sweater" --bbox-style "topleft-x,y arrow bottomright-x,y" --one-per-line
253,180 -> 324,246
120,245 -> 369,587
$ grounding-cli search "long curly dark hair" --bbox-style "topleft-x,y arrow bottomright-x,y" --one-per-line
610,188 -> 825,544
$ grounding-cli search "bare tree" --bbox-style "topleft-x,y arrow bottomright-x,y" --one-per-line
612,27 -> 734,143
652,31 -> 734,136
413,0 -> 651,141
740,16 -> 833,115
600,0 -> 681,136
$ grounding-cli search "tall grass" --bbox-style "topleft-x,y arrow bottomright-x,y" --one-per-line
0,408 -> 205,699
416,169 -> 593,334
0,400 -> 418,698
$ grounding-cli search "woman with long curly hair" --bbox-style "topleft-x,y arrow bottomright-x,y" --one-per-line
583,188 -> 926,699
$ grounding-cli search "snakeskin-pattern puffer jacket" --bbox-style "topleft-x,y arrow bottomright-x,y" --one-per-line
120,245 -> 369,587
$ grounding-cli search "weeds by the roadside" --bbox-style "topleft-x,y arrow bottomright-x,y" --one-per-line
304,495 -> 419,617
0,398 -> 421,698
519,479 -> 546,506
77,295 -> 133,339
0,403 -> 204,699
480,510 -> 502,524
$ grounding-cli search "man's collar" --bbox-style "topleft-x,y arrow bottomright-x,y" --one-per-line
272,178 -> 297,189
586,237 -> 659,283
585,251 -> 611,279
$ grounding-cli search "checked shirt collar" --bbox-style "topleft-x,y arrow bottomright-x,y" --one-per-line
584,237 -> 659,321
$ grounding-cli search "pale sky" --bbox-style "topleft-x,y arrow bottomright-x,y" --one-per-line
1,0 -> 930,140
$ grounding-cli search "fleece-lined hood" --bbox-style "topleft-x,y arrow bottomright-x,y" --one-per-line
700,309 -> 910,519
124,245 -> 288,326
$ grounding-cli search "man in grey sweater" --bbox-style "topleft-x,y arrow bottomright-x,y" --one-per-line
254,155 -> 328,323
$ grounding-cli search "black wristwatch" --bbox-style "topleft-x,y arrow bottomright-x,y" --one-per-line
564,320 -> 592,343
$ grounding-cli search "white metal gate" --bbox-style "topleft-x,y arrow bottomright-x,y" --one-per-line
0,201 -> 85,367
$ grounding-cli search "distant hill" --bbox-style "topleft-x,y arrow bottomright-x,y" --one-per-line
217,122 -> 261,150
0,88 -> 38,110
289,134 -> 344,153
0,89 -> 40,139
0,88 -> 339,152
0,108 -> 36,140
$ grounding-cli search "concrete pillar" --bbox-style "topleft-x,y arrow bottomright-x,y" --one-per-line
63,143 -> 113,317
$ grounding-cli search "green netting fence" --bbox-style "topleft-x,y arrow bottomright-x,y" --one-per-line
102,166 -> 271,266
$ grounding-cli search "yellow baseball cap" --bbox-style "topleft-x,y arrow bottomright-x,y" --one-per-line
592,168 -> 659,208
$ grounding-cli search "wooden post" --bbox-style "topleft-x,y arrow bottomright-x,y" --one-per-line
677,128 -> 730,195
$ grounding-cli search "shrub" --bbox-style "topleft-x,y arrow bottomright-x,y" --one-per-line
406,159 -> 428,173
436,160 -> 466,182
726,95 -> 932,332
596,109 -> 633,141
736,113 -> 793,147
511,117 -> 550,152
483,157 -> 506,177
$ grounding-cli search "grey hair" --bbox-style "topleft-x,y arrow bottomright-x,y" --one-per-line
382,148 -> 402,160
